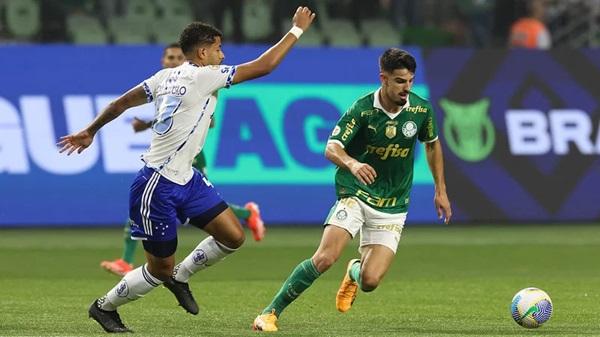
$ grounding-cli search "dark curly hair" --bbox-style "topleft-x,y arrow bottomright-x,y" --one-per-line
179,22 -> 223,56
379,48 -> 416,73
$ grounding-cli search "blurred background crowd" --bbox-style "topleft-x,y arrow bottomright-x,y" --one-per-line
1,0 -> 599,48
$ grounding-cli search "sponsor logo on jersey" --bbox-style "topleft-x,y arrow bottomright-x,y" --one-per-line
401,121 -> 417,138
366,144 -> 410,160
356,189 -> 398,208
441,98 -> 495,162
374,223 -> 403,234
341,118 -> 357,141
405,105 -> 428,113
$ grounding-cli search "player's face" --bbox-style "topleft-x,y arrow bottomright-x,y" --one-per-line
202,36 -> 225,66
161,47 -> 185,68
380,68 -> 414,106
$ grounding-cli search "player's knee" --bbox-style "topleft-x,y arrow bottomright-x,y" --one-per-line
360,274 -> 382,292
312,252 -> 338,273
221,231 -> 245,249
146,261 -> 174,281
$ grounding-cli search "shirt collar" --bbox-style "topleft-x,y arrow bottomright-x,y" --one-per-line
373,88 -> 410,116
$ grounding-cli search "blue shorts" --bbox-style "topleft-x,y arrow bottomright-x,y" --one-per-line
129,166 -> 225,241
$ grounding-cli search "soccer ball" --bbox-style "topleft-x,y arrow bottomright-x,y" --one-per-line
510,287 -> 553,328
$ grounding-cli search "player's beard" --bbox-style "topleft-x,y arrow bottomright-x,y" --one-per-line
396,92 -> 409,106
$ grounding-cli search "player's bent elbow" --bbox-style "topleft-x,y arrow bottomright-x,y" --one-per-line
324,144 -> 336,161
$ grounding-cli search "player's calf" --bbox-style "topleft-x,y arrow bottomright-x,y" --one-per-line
360,273 -> 382,292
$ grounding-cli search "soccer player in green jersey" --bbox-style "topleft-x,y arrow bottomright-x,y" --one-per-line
253,48 -> 452,332
100,44 -> 265,277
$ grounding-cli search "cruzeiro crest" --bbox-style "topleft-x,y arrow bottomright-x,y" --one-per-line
385,121 -> 398,139
440,98 -> 495,162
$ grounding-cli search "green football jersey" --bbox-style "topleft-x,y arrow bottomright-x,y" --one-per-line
328,89 -> 438,213
192,150 -> 206,171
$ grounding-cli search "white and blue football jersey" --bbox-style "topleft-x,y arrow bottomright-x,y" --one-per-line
140,62 -> 236,185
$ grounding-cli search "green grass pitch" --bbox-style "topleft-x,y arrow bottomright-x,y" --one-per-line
0,225 -> 598,336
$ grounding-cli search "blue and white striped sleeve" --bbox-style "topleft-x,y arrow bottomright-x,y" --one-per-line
140,68 -> 169,103
197,65 -> 238,93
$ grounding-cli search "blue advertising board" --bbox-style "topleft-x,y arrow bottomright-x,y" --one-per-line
0,45 -> 439,226
425,49 -> 600,222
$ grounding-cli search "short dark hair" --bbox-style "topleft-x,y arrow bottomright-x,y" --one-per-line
164,42 -> 181,51
179,22 -> 223,56
379,48 -> 416,73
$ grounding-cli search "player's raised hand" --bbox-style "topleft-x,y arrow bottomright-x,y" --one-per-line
58,129 -> 94,155
349,161 -> 377,185
434,191 -> 452,224
292,6 -> 316,31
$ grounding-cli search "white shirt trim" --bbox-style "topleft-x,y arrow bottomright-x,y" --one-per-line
373,88 -> 410,119
422,135 -> 439,143
327,139 -> 345,149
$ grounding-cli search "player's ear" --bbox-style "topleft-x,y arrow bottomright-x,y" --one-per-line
196,47 -> 206,61
379,72 -> 387,84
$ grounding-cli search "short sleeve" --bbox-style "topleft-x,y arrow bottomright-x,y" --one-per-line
140,68 -> 170,103
418,102 -> 439,143
328,103 -> 363,148
195,65 -> 237,94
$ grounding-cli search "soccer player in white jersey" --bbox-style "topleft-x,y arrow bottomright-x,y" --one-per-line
59,7 -> 315,333
99,43 -> 266,277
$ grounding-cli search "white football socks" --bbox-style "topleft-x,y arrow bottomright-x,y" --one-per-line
98,264 -> 162,311
172,236 -> 237,283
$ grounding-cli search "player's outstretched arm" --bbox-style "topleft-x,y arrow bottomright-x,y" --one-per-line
58,86 -> 148,155
425,139 -> 452,223
325,142 -> 377,185
132,117 -> 152,133
232,6 -> 315,85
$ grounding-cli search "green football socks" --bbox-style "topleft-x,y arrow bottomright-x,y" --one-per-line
349,260 -> 362,288
229,203 -> 251,220
262,258 -> 321,316
121,223 -> 137,264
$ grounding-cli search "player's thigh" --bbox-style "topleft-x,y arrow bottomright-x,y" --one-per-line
359,244 -> 396,288
323,197 -> 364,241
179,170 -> 244,247
359,201 -> 406,255
178,169 -> 226,224
312,198 -> 362,271
314,225 -> 352,259
129,167 -> 179,241
202,207 -> 245,249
